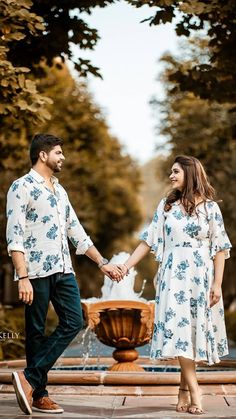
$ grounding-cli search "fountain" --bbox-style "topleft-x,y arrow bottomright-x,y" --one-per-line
81,252 -> 155,371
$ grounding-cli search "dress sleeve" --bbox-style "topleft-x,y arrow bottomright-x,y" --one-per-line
139,198 -> 165,263
209,202 -> 232,260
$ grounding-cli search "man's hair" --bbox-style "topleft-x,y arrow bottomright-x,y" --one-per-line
30,134 -> 63,165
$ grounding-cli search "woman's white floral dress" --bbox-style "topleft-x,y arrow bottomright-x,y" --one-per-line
140,199 -> 232,365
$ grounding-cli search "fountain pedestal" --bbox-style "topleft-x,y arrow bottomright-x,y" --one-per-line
82,300 -> 155,372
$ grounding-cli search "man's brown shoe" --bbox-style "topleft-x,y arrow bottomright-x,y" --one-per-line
32,396 -> 64,413
12,371 -> 33,415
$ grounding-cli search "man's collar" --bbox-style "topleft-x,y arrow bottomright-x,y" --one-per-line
28,168 -> 59,185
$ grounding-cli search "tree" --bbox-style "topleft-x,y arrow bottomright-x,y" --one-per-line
128,0 -> 236,103
6,0 -> 114,77
0,0 -> 52,128
2,0 -> 235,130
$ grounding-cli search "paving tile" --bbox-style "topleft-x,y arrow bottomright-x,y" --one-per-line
224,396 -> 236,406
0,392 -> 236,418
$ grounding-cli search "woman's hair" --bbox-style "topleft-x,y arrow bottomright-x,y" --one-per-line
165,155 -> 216,215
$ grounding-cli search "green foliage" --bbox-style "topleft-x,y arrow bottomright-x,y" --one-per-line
0,0 -> 52,127
128,0 -> 236,103
7,0 -> 116,77
2,0 -> 235,130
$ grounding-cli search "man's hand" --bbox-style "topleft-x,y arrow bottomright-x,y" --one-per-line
18,278 -> 34,305
101,264 -> 124,282
210,283 -> 222,307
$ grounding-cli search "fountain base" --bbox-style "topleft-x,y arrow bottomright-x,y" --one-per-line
109,349 -> 144,372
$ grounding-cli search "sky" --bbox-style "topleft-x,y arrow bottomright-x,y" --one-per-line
71,1 -> 179,164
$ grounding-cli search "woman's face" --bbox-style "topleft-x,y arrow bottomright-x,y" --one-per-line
169,163 -> 185,191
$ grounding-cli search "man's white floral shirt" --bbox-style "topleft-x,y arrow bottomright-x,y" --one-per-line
6,169 -> 93,280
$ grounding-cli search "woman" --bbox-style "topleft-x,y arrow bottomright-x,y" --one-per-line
118,155 -> 231,415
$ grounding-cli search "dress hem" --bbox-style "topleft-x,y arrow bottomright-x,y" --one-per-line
149,352 -> 229,366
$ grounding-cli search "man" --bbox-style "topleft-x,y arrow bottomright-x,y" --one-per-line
6,133 -> 122,415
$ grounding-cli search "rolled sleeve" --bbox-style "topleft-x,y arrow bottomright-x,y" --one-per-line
66,201 -> 93,255
6,181 -> 28,256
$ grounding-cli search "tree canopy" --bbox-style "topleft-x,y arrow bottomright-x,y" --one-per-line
129,0 -> 236,103
1,0 -> 235,130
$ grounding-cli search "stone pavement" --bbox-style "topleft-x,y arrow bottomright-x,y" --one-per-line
0,385 -> 236,418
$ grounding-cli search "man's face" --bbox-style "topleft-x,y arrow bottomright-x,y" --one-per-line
45,145 -> 65,173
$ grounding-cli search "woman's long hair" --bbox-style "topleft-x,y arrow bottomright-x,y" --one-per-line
165,155 -> 216,215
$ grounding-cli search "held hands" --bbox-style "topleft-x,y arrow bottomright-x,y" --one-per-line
100,263 -> 124,282
210,283 -> 222,307
18,277 -> 33,305
102,263 -> 130,282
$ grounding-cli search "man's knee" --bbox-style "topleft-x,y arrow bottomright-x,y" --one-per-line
61,312 -> 83,336
71,313 -> 83,334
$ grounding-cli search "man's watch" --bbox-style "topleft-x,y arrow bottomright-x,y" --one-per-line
98,258 -> 109,269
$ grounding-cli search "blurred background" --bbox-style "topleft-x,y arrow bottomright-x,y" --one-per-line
0,0 -> 235,360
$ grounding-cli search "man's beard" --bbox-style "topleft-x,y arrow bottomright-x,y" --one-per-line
46,159 -> 62,173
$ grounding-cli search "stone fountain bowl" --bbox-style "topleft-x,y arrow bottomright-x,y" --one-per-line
82,300 -> 155,371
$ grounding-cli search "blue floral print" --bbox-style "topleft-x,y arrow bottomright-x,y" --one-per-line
41,215 -> 53,224
165,253 -> 173,270
26,208 -> 38,222
29,251 -> 43,263
47,194 -> 57,208
173,210 -> 184,220
46,224 -> 58,240
12,182 -> 19,191
140,231 -> 148,241
175,338 -> 189,352
192,276 -> 201,285
175,260 -> 190,280
164,329 -> 173,339
183,222 -> 202,238
43,254 -> 60,272
193,250 -> 204,267
217,338 -> 227,356
183,241 -> 192,247
13,222 -> 24,236
30,187 -> 42,200
165,308 -> 176,322
178,317 -> 190,328
23,234 -> 37,249
174,290 -> 188,305
198,349 -> 206,358
152,211 -> 158,223
165,224 -> 171,236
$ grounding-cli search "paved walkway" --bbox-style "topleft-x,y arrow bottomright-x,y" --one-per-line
1,384 -> 236,418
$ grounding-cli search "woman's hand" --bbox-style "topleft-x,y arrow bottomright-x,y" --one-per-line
101,263 -> 124,282
210,283 -> 222,307
117,264 -> 129,276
